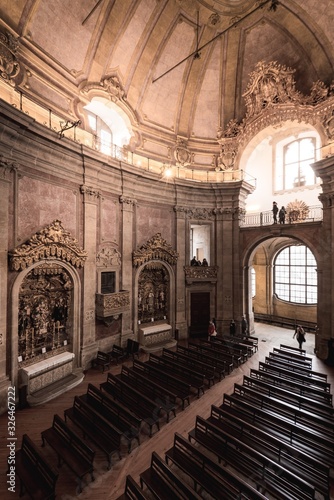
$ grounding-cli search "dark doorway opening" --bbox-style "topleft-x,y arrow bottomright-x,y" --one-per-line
189,292 -> 210,337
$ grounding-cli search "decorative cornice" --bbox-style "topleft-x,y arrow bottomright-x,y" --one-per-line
133,233 -> 178,267
119,195 -> 137,205
80,185 -> 102,200
174,206 -> 244,219
9,220 -> 87,271
96,245 -> 121,267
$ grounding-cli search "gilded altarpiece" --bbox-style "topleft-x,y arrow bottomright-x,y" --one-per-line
18,264 -> 72,361
138,263 -> 169,323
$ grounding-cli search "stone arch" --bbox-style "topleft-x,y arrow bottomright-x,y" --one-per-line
133,260 -> 176,339
241,230 -> 321,351
10,259 -> 82,389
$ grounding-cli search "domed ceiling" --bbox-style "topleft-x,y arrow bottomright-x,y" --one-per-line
1,0 -> 333,168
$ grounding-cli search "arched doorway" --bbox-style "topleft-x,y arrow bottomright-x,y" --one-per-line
243,234 -> 319,343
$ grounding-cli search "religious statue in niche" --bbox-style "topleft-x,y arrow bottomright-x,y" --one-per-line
18,263 -> 73,362
138,263 -> 169,324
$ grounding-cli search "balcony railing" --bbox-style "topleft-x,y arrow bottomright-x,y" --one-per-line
240,205 -> 323,227
184,266 -> 218,284
0,79 -> 256,185
96,290 -> 130,319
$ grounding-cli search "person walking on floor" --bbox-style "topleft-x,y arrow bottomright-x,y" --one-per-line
241,315 -> 248,337
208,320 -> 217,340
230,319 -> 236,336
293,324 -> 306,349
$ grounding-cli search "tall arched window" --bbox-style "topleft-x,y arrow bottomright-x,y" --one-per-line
275,135 -> 319,192
274,245 -> 317,304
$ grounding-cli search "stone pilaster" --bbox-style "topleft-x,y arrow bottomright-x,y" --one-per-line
0,160 -> 15,412
119,195 -> 136,344
311,156 -> 334,359
80,185 -> 101,368
174,207 -> 187,339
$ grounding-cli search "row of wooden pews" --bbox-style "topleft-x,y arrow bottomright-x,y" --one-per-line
117,342 -> 333,500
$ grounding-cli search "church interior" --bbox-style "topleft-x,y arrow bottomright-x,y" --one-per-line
1,0 -> 334,498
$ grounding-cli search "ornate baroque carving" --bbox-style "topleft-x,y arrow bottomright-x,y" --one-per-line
217,61 -> 334,170
184,265 -> 218,284
0,155 -> 17,179
9,220 -> 87,271
119,195 -> 137,205
174,137 -> 191,166
81,74 -> 126,102
80,185 -> 101,201
285,199 -> 309,223
133,233 -> 178,267
0,30 -> 20,84
96,246 -> 121,267
96,290 -> 130,318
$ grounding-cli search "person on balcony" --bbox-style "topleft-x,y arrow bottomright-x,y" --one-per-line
279,206 -> 286,224
272,201 -> 278,223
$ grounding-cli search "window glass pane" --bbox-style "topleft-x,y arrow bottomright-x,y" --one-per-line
299,138 -> 315,160
284,141 -> 298,165
101,272 -> 115,294
274,245 -> 317,304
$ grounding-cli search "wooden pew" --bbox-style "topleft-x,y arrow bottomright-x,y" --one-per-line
80,383 -> 141,451
222,393 -> 334,466
264,356 -> 328,380
148,353 -> 205,398
218,334 -> 258,354
209,404 -> 331,499
271,348 -> 313,367
165,432 -> 267,500
91,350 -> 111,372
233,382 -> 334,436
119,365 -> 177,422
211,335 -> 254,357
100,372 -> 162,436
14,434 -> 58,500
64,395 -> 122,469
162,348 -> 215,386
132,359 -> 191,409
280,343 -> 306,355
250,367 -> 333,405
125,338 -> 140,360
41,414 -> 95,493
140,451 -> 201,499
188,415 -> 319,500
176,344 -> 227,379
243,374 -> 334,419
187,342 -> 235,371
109,344 -> 126,365
198,339 -> 245,365
258,361 -> 331,393
116,475 -> 151,500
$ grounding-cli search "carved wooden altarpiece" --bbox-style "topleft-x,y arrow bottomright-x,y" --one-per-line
133,233 -> 178,324
9,220 -> 87,365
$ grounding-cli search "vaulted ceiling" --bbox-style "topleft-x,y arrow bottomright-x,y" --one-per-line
1,0 -> 334,155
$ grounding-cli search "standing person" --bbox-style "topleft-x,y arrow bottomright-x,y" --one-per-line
229,319 -> 236,336
241,315 -> 248,336
202,258 -> 208,266
191,256 -> 198,266
272,201 -> 278,224
293,324 -> 306,349
279,206 -> 286,224
208,320 -> 217,340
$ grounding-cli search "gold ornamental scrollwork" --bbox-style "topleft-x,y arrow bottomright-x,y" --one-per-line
9,220 -> 88,271
133,233 -> 178,267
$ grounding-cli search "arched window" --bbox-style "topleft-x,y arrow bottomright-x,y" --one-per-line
251,267 -> 256,298
274,245 -> 317,304
275,136 -> 318,192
